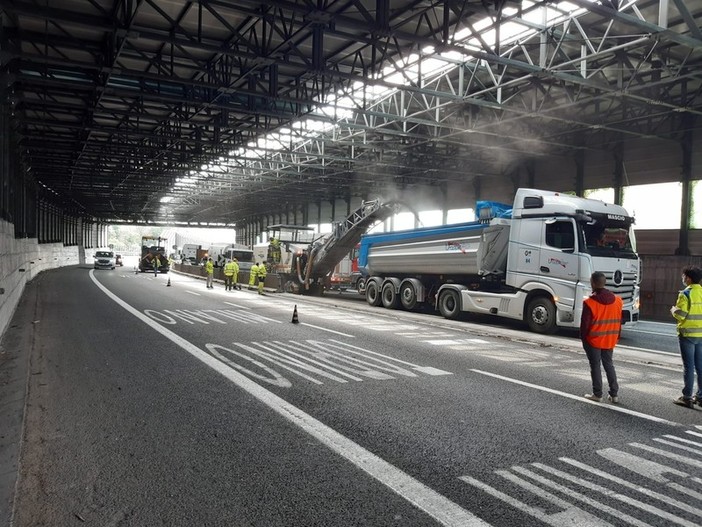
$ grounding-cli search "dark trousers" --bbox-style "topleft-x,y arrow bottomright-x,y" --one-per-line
583,342 -> 619,397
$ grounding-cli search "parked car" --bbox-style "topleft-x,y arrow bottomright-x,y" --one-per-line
94,251 -> 116,270
115,254 -> 124,266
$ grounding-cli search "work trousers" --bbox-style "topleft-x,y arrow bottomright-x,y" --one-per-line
206,273 -> 213,288
583,342 -> 619,398
678,336 -> 702,400
224,275 -> 233,290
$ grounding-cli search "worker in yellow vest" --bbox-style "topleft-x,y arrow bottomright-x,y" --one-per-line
580,271 -> 622,404
223,258 -> 236,291
671,265 -> 702,409
248,262 -> 259,290
257,262 -> 267,295
231,258 -> 241,290
205,257 -> 214,289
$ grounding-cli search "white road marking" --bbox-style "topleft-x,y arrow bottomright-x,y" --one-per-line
652,437 -> 702,457
533,463 -> 699,527
470,369 -> 680,426
509,466 -> 652,527
630,443 -> 702,469
90,270 -> 486,527
299,322 -> 355,338
459,475 -> 606,527
328,339 -> 452,376
186,290 -> 201,296
223,301 -> 251,309
562,456 -> 702,517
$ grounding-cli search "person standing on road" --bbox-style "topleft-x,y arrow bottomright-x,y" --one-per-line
257,262 -> 267,295
581,271 -> 623,403
249,262 -> 259,290
223,258 -> 235,291
232,257 -> 241,290
153,254 -> 161,277
205,257 -> 214,289
670,265 -> 702,409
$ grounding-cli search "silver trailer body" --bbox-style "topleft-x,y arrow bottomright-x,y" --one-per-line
365,221 -> 511,277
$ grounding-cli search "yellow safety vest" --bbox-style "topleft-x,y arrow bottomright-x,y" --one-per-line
224,262 -> 236,276
673,284 -> 702,338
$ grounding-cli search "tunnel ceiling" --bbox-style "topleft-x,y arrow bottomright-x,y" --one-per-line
1,0 -> 702,225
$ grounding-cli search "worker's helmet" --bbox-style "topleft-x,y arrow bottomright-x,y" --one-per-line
233,258 -> 238,262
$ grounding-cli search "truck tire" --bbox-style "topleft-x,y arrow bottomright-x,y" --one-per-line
438,289 -> 461,320
526,297 -> 557,334
400,282 -> 418,310
356,277 -> 367,296
381,282 -> 400,309
366,280 -> 382,306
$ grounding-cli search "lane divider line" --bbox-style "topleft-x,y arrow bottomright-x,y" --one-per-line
89,270 -> 490,527
470,369 -> 680,426
299,322 -> 355,338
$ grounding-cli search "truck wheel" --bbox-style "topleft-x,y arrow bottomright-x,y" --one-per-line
526,297 -> 557,334
366,280 -> 382,306
356,277 -> 367,296
400,282 -> 418,310
381,282 -> 400,309
438,289 -> 461,320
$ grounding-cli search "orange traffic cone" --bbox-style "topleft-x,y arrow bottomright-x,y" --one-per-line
167,277 -> 171,287
291,305 -> 299,324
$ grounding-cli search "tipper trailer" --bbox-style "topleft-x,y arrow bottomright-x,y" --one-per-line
357,188 -> 640,334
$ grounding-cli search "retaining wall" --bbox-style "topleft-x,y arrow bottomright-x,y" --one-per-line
0,219 -> 86,340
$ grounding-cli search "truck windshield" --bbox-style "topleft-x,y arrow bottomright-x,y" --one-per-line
580,216 -> 637,259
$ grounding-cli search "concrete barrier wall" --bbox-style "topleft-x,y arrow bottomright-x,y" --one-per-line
0,219 -> 83,340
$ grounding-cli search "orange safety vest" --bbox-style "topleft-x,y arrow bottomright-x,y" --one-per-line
583,296 -> 623,349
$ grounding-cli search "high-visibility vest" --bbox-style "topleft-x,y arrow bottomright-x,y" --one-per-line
224,262 -> 236,276
205,261 -> 214,274
583,296 -> 623,349
673,284 -> 702,338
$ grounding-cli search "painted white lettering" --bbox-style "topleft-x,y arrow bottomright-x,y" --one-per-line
234,342 -> 349,384
307,340 -> 417,378
190,310 -> 228,324
163,309 -> 211,325
206,343 -> 291,388
143,309 -> 177,325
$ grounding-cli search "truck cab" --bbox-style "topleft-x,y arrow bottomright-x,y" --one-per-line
505,189 -> 640,331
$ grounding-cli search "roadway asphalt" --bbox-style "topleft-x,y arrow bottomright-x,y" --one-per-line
1,265 -> 700,527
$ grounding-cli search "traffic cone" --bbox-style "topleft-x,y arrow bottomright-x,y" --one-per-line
291,305 -> 299,324
167,277 -> 171,287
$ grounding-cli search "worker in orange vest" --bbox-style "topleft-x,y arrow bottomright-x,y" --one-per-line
580,271 -> 623,403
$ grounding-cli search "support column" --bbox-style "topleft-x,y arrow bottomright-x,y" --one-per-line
575,149 -> 585,197
613,141 -> 624,205
525,160 -> 535,188
676,119 -> 693,255
441,183 -> 448,225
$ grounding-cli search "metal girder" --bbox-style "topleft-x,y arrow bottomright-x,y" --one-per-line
2,0 -> 702,225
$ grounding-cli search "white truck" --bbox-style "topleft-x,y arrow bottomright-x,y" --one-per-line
358,188 -> 641,333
